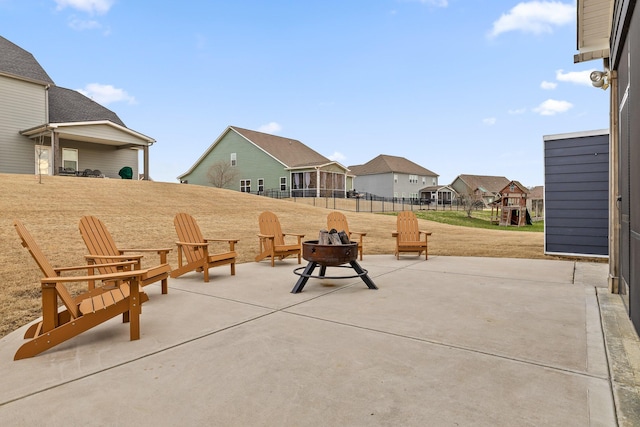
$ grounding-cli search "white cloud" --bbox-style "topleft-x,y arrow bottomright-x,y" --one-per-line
54,0 -> 114,15
77,83 -> 136,105
508,108 -> 527,115
489,1 -> 574,38
258,122 -> 282,134
68,16 -> 101,31
540,80 -> 557,89
483,117 -> 497,125
328,151 -> 346,162
555,69 -> 594,86
533,99 -> 573,115
401,0 -> 448,6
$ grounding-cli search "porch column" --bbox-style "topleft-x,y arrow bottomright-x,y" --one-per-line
316,168 -> 320,197
52,131 -> 59,175
143,145 -> 150,181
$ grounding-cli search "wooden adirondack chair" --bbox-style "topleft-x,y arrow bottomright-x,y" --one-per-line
327,211 -> 366,260
392,211 -> 432,260
171,213 -> 238,282
255,211 -> 304,267
13,220 -> 156,360
79,215 -> 172,294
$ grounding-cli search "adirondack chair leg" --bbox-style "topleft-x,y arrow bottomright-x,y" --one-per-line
230,262 -> 235,276
129,279 -> 141,340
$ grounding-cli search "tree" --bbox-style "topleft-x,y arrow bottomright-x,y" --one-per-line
207,160 -> 240,188
457,187 -> 485,218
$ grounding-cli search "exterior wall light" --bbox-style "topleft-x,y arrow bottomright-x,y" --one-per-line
590,70 -> 610,90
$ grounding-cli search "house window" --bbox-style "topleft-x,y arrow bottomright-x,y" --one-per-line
409,175 -> 418,184
230,153 -> 237,166
62,148 -> 78,172
258,178 -> 264,193
240,179 -> 251,193
280,177 -> 287,191
394,174 -> 398,183
432,178 -> 436,185
422,177 -> 426,185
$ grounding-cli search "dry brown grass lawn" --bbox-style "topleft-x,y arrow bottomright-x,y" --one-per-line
0,173 -> 554,339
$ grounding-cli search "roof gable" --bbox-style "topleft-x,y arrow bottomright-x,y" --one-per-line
0,36 -> 54,84
348,154 -> 437,176
230,126 -> 330,167
48,86 -> 126,127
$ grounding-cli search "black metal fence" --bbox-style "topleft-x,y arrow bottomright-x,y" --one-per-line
249,189 -> 464,213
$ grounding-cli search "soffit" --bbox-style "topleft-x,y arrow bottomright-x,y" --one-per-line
575,0 -> 614,63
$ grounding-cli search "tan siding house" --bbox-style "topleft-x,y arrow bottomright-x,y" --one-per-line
0,36 -> 155,179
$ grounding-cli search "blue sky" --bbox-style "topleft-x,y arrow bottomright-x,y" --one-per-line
1,0 -> 609,187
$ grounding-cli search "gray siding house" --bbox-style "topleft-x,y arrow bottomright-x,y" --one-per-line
0,36 -> 155,179
348,155 -> 438,199
178,126 -> 350,197
543,130 -> 609,257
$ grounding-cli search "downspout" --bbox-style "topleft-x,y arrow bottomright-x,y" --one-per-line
608,66 -> 620,293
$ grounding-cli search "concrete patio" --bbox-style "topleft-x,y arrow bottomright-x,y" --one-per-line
0,255 -> 637,426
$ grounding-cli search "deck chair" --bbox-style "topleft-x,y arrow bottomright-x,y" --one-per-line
255,211 -> 304,267
171,213 -> 238,282
392,211 -> 432,260
327,211 -> 366,260
13,220 -> 155,360
79,216 -> 172,294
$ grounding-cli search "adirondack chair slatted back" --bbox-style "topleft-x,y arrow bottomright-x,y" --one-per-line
327,211 -> 350,235
174,213 -> 206,264
258,211 -> 285,249
79,216 -> 121,274
14,220 -> 81,319
397,211 -> 421,242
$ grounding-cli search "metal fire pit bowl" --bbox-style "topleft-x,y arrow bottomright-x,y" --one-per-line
302,240 -> 358,266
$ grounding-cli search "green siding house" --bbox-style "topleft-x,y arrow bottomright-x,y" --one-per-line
178,126 -> 350,197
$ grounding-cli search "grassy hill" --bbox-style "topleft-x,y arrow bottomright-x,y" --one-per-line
0,173 -> 545,338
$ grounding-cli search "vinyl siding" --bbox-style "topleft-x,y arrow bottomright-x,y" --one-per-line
544,131 -> 609,256
353,173 -> 394,198
0,76 -> 47,174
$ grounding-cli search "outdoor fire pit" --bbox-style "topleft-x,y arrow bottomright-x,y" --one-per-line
291,240 -> 378,293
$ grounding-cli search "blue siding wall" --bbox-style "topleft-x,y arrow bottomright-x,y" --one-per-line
544,131 -> 609,256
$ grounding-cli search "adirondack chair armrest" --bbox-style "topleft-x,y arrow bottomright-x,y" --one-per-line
119,248 -> 173,254
284,233 -> 305,237
84,254 -> 143,262
175,241 -> 209,248
41,268 -> 150,285
204,238 -> 240,243
55,259 -> 139,273
418,230 -> 432,236
257,233 -> 276,240
392,232 -> 399,237
350,231 -> 366,237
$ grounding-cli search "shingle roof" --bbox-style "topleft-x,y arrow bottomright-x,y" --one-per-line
0,36 -> 54,84
455,174 -> 510,194
529,185 -> 544,199
48,85 -> 126,126
458,175 -> 511,193
348,154 -> 437,176
231,126 -> 330,168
